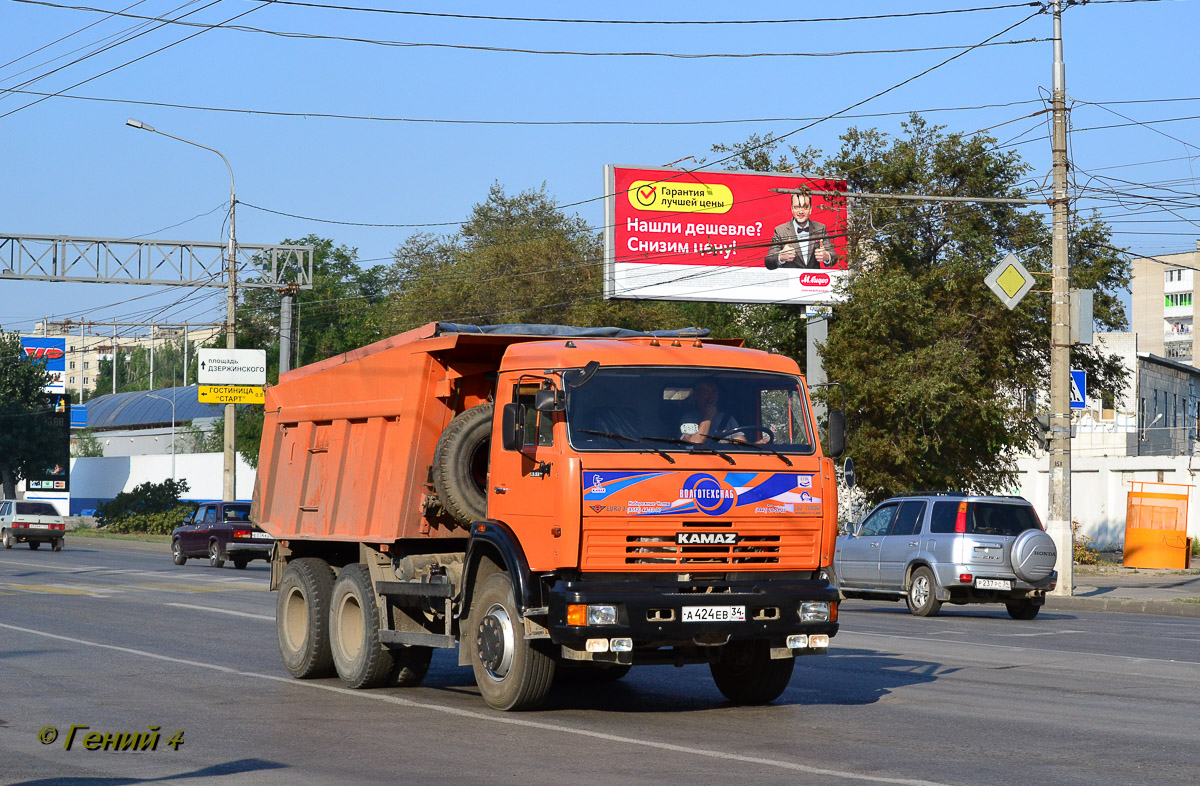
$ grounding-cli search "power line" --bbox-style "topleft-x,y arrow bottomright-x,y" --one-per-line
0,1 -> 271,121
252,1 -> 1043,26
8,3 -> 1050,59
0,87 -> 1051,127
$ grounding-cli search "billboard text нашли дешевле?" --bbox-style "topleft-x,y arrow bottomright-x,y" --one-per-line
603,165 -> 848,305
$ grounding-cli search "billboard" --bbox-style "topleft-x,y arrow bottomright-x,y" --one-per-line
604,165 -> 848,305
24,392 -> 71,494
19,336 -> 67,392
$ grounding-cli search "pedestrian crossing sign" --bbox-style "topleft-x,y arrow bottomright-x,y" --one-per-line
1070,370 -> 1086,409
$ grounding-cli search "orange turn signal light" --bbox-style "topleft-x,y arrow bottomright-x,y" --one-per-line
567,604 -> 587,626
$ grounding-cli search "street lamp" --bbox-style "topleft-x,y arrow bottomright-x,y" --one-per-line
145,389 -> 176,484
127,118 -> 238,502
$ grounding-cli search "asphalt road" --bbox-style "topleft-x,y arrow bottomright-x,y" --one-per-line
1,539 -> 1198,786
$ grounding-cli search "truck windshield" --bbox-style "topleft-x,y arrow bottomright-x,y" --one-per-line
566,368 -> 815,454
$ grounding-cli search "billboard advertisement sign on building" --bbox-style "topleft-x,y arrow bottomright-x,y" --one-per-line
604,165 -> 848,305
19,336 -> 66,393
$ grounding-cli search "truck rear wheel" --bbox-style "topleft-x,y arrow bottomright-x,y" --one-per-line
467,571 -> 555,711
277,557 -> 336,679
330,564 -> 397,689
709,640 -> 795,705
433,403 -> 493,526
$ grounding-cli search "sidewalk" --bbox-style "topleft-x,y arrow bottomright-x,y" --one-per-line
1044,563 -> 1200,618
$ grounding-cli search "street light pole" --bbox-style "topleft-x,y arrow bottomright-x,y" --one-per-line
126,118 -> 238,502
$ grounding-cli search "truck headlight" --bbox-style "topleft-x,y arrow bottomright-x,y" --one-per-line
800,601 -> 830,622
587,604 -> 618,625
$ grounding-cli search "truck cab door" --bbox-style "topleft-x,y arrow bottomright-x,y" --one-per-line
489,377 -> 562,545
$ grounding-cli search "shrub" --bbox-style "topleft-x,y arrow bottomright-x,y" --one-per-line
107,504 -> 195,535
1072,521 -> 1100,565
96,478 -> 190,530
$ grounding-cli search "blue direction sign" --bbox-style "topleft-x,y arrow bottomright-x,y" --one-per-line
1070,370 -> 1087,410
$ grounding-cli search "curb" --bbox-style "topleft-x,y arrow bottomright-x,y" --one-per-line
1044,595 -> 1200,619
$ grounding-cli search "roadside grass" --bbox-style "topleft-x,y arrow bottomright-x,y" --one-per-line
1171,597 -> 1200,604
69,528 -> 171,544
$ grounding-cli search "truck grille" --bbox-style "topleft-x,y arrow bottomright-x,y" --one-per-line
581,525 -> 819,570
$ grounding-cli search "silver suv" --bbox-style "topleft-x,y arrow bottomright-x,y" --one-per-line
834,493 -> 1057,619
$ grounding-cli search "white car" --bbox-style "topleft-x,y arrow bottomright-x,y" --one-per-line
0,499 -> 67,551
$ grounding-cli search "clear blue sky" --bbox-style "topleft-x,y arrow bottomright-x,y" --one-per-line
2,0 -> 1196,337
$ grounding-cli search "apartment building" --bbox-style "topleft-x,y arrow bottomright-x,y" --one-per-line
1130,241 -> 1200,364
28,321 -> 221,400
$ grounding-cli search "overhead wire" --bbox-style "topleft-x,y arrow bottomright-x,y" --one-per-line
7,2 -> 1052,59
251,1 -> 1045,25
0,0 -> 273,121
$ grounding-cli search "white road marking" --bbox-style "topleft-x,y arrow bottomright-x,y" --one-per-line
0,621 -> 953,786
165,602 -> 273,620
840,631 -> 1200,665
983,629 -> 1085,638
0,559 -> 108,572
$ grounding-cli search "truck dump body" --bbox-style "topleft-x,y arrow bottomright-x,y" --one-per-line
256,322 -> 842,711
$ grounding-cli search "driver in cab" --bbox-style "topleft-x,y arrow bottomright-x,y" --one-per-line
679,379 -> 766,444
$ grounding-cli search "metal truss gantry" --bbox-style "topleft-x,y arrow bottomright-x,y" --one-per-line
0,234 -> 313,289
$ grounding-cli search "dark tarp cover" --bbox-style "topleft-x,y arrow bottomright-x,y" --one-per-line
434,323 -> 709,339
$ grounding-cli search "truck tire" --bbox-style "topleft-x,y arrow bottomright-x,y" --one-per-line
277,557 -> 336,679
329,564 -> 396,689
391,645 -> 433,688
709,640 -> 795,705
467,571 -> 555,711
433,403 -> 493,526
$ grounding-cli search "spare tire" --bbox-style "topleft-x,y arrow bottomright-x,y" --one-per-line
1011,528 -> 1057,583
433,403 -> 493,526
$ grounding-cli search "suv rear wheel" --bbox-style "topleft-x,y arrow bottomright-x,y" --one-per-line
1006,599 -> 1040,620
906,567 -> 942,617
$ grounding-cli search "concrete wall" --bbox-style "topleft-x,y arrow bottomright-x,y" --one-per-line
67,453 -> 256,513
1014,454 -> 1200,550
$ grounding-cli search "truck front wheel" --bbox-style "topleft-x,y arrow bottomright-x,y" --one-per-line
277,557 -> 336,679
467,571 -> 555,711
709,640 -> 795,705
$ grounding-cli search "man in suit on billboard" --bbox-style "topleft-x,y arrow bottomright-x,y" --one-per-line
764,190 -> 838,270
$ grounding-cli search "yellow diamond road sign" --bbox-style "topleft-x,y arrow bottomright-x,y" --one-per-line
985,253 -> 1035,310
198,385 -> 264,404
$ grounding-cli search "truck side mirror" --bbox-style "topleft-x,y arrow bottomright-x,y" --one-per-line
534,388 -> 565,412
827,409 -> 846,458
501,403 -> 525,451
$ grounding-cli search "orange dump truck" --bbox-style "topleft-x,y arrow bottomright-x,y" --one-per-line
253,322 -> 843,710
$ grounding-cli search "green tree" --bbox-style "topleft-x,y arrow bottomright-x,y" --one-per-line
72,427 -> 104,457
91,337 -> 197,397
193,407 -> 265,468
381,182 -> 697,335
234,235 -> 392,381
819,116 -> 1128,502
0,329 -> 59,498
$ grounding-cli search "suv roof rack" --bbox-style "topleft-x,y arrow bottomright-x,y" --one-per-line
892,491 -> 1027,500
893,491 -> 967,498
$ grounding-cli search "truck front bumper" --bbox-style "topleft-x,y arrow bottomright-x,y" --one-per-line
545,577 -> 839,647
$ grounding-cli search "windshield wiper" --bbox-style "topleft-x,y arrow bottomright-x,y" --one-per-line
706,435 -> 795,467
577,430 -> 676,464
640,435 -> 736,466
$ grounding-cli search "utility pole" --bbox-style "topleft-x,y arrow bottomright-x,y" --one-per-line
279,283 -> 298,375
224,170 -> 238,503
1048,0 -> 1074,596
